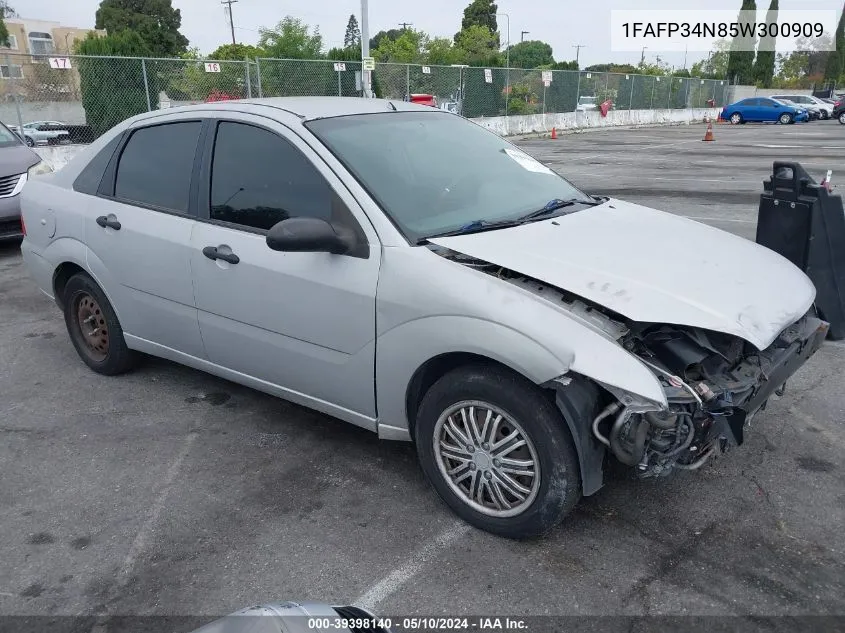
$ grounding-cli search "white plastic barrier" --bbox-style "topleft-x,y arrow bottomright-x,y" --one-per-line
471,107 -> 723,137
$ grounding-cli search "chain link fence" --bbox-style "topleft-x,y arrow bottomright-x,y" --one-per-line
0,52 -> 730,145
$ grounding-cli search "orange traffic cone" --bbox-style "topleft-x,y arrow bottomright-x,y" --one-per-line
703,121 -> 715,142
551,127 -> 557,140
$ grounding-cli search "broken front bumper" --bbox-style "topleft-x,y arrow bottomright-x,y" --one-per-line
719,314 -> 828,445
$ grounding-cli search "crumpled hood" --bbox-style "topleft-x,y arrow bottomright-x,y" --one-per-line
430,198 -> 816,350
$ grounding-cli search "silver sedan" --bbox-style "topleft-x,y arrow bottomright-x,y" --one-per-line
20,97 -> 827,538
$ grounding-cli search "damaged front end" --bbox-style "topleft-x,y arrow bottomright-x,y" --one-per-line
598,314 -> 829,478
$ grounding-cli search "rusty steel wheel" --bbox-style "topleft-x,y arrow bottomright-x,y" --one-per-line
74,292 -> 109,362
62,273 -> 137,375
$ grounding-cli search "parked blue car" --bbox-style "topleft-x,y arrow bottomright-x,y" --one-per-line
720,97 -> 809,124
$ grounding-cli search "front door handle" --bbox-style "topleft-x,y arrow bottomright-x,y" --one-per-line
202,245 -> 240,265
95,215 -> 121,230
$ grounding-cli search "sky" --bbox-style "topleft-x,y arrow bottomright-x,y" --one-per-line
19,0 -> 845,68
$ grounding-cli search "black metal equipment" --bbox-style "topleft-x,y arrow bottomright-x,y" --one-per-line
755,161 -> 845,340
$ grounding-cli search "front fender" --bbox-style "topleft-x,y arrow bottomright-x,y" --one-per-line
376,315 -> 567,438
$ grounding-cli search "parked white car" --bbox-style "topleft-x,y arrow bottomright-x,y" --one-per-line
19,97 -> 829,538
576,96 -> 598,112
772,94 -> 832,120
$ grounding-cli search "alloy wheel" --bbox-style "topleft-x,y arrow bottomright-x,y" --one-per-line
433,401 -> 540,518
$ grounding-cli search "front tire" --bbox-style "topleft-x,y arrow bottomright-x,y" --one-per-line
820,110 -> 829,120
24,136 -> 35,147
779,113 -> 793,124
729,112 -> 743,125
839,112 -> 845,125
414,365 -> 582,539
63,273 -> 137,375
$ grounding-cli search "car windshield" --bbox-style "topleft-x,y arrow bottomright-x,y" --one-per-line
307,111 -> 594,242
0,122 -> 22,147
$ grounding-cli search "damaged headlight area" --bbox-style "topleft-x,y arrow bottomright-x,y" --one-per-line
597,314 -> 829,478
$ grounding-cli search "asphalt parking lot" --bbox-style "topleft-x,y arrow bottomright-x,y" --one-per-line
1,120 -> 844,626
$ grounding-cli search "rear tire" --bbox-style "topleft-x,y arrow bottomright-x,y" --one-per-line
63,273 -> 137,375
414,364 -> 582,539
839,112 -> 845,125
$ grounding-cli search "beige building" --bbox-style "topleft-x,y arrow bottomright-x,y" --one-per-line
0,18 -> 106,102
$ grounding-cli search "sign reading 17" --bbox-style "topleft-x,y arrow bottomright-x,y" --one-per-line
48,57 -> 73,70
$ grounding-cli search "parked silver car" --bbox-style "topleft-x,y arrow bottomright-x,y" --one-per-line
9,120 -> 70,147
0,121 -> 50,240
20,97 -> 828,538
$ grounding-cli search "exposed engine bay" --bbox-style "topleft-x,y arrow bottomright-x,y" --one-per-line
431,244 -> 829,479
604,315 -> 825,478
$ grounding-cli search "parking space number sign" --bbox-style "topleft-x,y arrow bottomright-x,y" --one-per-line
204,62 -> 222,73
48,57 -> 72,69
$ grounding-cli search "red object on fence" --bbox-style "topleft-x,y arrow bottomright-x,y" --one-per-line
600,100 -> 613,117
206,89 -> 238,103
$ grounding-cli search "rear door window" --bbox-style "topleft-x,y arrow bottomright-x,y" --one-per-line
114,121 -> 202,213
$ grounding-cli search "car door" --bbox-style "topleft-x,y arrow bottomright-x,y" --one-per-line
190,114 -> 381,424
83,115 -> 207,359
760,99 -> 781,121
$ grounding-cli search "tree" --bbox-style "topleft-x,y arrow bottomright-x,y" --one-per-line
552,60 -> 578,71
825,3 -> 845,80
455,24 -> 501,67
369,29 -> 402,51
753,0 -> 778,86
458,0 -> 498,38
506,40 -> 553,69
426,37 -> 462,66
344,14 -> 361,49
75,31 -> 153,137
95,0 -> 188,57
691,39 -> 731,78
775,34 -> 833,87
259,17 -> 323,59
0,1 -> 17,48
726,0 -> 757,84
373,28 -> 428,63
209,43 -> 266,60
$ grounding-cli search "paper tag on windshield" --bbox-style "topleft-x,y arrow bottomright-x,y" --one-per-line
504,148 -> 555,175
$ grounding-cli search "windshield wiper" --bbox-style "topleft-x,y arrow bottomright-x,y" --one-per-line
517,197 -> 600,222
418,198 -> 601,244
418,218 -> 525,243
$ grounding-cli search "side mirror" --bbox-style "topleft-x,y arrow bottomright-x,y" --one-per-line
266,217 -> 353,254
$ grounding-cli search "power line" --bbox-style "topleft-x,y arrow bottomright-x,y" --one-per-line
221,0 -> 238,45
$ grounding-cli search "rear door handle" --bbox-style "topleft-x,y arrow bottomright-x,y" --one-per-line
96,215 -> 121,230
202,245 -> 240,265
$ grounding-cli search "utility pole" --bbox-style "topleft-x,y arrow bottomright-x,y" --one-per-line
640,46 -> 648,65
399,22 -> 413,30
521,31 -> 529,42
572,44 -> 585,66
221,0 -> 238,46
361,0 -> 372,98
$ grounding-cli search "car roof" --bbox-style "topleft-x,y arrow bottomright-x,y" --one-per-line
129,96 -> 439,124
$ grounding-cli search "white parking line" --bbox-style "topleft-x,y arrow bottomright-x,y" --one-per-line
86,432 -> 197,629
683,216 -> 756,224
353,521 -> 471,610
